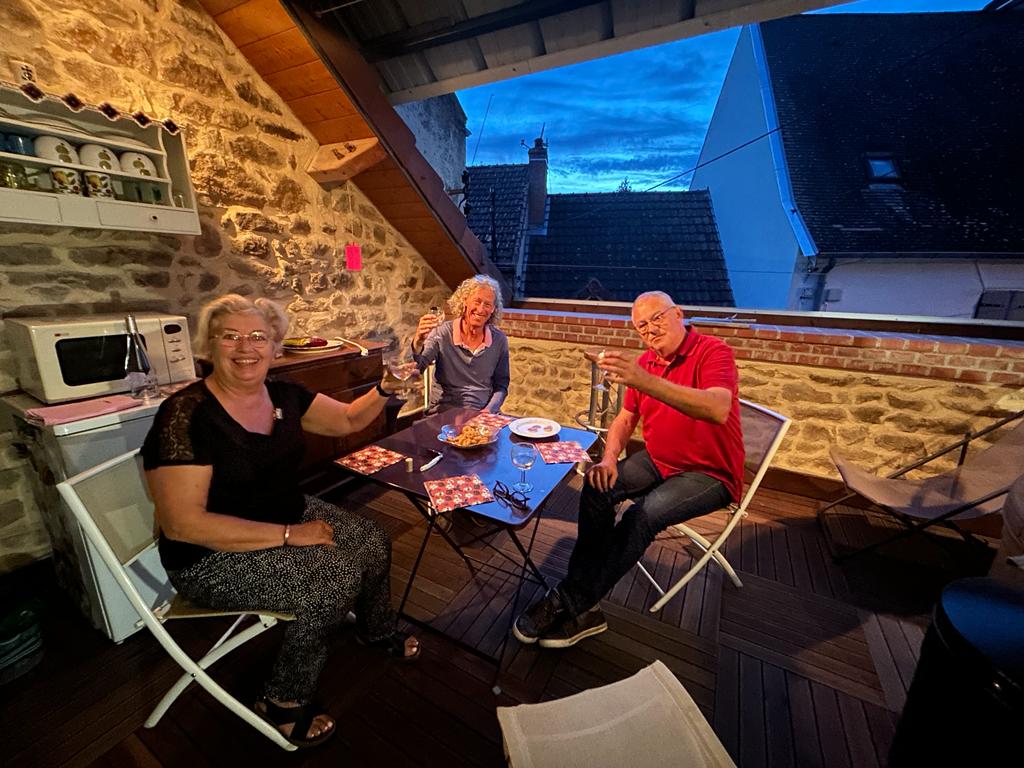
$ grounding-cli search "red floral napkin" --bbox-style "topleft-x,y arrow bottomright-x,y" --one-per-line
423,474 -> 494,513
336,445 -> 405,474
464,412 -> 515,432
537,441 -> 591,465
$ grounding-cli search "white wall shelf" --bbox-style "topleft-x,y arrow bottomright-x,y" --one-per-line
0,84 -> 200,235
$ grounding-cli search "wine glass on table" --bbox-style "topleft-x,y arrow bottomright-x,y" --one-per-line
510,443 -> 538,493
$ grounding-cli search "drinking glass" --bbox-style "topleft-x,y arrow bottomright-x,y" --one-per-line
583,346 -> 609,392
428,305 -> 445,322
383,350 -> 419,398
510,443 -> 538,493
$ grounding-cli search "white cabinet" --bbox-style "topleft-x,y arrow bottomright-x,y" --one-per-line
0,84 -> 200,235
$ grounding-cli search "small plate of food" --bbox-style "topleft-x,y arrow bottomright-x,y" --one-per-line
438,424 -> 499,449
509,417 -> 561,439
283,337 -> 343,354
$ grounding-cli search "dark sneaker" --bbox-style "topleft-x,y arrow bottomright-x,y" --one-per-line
513,588 -> 568,644
538,608 -> 608,649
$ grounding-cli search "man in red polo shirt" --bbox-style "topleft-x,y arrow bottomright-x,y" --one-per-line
514,291 -> 744,648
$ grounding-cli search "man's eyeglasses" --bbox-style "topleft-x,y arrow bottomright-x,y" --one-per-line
633,306 -> 677,336
493,481 -> 529,511
213,331 -> 270,347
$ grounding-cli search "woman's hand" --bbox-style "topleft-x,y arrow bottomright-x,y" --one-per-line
412,313 -> 441,353
287,520 -> 335,547
586,458 -> 619,492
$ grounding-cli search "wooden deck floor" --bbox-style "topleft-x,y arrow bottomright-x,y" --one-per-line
0,476 -> 993,767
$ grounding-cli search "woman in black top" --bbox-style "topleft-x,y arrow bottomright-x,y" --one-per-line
142,294 -> 419,748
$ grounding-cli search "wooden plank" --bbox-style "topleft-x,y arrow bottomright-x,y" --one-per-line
810,681 -> 852,768
721,633 -> 887,708
771,524 -> 795,586
307,113 -> 376,144
739,653 -> 767,768
762,663 -> 795,768
837,693 -> 881,768
237,28 -> 319,77
786,672 -> 824,768
856,610 -> 907,713
287,90 -> 360,124
263,59 -> 339,102
208,0 -> 293,47
714,646 -> 741,763
876,613 -> 920,692
862,700 -> 898,765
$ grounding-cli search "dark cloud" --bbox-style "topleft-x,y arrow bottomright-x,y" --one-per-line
459,0 -> 987,190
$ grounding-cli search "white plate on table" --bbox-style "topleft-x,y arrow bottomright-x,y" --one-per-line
509,417 -> 561,439
283,340 -> 344,354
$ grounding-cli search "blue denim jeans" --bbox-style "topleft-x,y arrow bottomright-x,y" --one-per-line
559,449 -> 730,616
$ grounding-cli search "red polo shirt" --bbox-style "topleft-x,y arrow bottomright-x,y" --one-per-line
623,330 -> 744,503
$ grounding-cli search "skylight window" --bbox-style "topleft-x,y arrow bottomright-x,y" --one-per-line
864,154 -> 900,183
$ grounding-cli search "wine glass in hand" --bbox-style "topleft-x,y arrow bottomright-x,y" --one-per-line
583,347 -> 610,392
510,443 -> 538,493
382,351 -> 420,399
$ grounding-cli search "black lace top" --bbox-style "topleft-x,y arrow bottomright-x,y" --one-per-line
141,379 -> 317,571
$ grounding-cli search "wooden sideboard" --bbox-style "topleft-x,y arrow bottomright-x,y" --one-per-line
268,340 -> 390,492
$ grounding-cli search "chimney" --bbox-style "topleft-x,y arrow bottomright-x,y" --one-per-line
527,137 -> 547,227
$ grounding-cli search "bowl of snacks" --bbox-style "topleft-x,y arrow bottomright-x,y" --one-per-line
282,337 -> 342,354
438,424 -> 498,449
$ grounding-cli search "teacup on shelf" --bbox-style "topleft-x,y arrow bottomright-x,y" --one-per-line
83,170 -> 114,198
49,167 -> 82,195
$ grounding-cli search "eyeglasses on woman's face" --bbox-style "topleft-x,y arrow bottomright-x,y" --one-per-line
212,330 -> 271,347
633,306 -> 677,336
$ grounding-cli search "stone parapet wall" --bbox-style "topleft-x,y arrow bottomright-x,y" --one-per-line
501,309 -> 1024,477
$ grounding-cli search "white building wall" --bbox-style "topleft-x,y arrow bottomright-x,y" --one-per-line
690,26 -> 800,310
394,94 -> 468,207
822,259 -> 1024,317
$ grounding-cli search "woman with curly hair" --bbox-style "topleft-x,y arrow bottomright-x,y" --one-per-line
142,294 -> 420,749
412,275 -> 510,414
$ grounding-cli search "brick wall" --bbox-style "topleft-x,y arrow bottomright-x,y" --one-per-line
500,309 -> 1024,477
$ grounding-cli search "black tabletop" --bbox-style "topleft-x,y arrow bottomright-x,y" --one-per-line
353,408 -> 598,526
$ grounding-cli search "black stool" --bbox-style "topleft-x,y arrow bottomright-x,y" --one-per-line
889,577 -> 1024,765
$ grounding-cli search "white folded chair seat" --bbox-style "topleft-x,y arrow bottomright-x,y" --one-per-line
496,660 -> 735,768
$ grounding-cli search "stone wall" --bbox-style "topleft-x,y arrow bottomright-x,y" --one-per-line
501,310 -> 1024,478
0,0 -> 449,572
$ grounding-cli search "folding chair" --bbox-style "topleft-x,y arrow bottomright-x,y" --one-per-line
637,399 -> 791,613
496,660 -> 735,768
819,410 -> 1024,561
55,449 -> 298,751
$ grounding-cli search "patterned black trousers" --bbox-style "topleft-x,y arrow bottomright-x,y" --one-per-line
168,496 -> 396,703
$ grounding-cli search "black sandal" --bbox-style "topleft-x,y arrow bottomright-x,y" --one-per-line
356,630 -> 422,662
254,697 -> 336,748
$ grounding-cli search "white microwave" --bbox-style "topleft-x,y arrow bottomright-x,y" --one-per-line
6,313 -> 196,404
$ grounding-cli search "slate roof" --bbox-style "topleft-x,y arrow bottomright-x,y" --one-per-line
761,12 -> 1024,255
524,191 -> 734,305
465,164 -> 530,282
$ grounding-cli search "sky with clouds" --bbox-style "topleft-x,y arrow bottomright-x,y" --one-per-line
456,0 -> 991,194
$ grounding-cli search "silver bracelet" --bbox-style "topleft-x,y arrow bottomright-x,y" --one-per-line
283,524 -> 291,546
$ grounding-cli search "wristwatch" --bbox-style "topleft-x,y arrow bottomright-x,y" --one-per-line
375,381 -> 389,397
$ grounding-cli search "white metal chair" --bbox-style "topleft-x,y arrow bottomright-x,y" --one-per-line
496,659 -> 735,768
637,399 -> 791,612
55,449 -> 298,751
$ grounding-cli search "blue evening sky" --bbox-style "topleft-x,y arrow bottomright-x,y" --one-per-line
457,0 -> 990,193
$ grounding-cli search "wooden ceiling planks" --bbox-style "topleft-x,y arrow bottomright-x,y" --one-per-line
198,0 -> 498,292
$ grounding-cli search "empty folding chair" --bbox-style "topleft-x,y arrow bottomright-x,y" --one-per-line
497,659 -> 735,768
820,410 -> 1024,560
